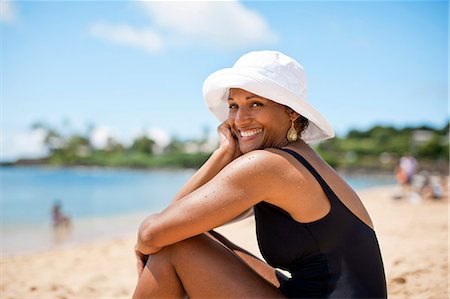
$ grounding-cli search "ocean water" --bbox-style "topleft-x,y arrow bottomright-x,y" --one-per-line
1,167 -> 194,225
0,166 -> 395,256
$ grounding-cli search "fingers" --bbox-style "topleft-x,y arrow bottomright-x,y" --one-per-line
218,121 -> 236,138
217,121 -> 230,133
223,121 -> 238,138
217,121 -> 242,159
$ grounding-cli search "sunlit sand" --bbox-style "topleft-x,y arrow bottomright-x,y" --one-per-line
1,185 -> 447,298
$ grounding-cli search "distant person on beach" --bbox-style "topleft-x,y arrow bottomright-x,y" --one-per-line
51,200 -> 71,229
133,51 -> 387,298
419,172 -> 445,200
395,153 -> 418,199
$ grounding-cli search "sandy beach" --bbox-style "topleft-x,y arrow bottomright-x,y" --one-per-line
1,185 -> 448,299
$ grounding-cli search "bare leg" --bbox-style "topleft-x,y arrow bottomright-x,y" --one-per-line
207,230 -> 282,286
132,233 -> 285,299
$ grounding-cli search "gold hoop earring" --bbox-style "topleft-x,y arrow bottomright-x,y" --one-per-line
287,120 -> 298,142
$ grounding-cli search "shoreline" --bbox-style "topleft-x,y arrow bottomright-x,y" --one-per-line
1,185 -> 448,298
0,163 -> 198,174
1,212 -> 148,258
0,162 -> 396,174
1,183 -> 395,259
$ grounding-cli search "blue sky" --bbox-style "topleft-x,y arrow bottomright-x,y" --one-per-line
1,0 -> 448,161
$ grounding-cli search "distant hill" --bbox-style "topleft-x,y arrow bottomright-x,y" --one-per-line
315,123 -> 448,174
4,122 -> 449,174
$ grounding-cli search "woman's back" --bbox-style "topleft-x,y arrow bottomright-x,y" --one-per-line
254,148 -> 387,298
278,144 -> 374,228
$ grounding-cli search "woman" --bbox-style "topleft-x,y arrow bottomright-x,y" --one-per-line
133,51 -> 387,298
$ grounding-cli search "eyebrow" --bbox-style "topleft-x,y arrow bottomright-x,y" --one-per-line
227,95 -> 262,101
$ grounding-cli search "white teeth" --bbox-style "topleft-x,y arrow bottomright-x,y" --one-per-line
240,129 -> 262,137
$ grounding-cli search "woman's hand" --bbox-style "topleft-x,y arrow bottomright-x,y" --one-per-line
217,121 -> 242,160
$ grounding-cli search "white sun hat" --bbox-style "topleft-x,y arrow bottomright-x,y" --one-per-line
202,50 -> 334,143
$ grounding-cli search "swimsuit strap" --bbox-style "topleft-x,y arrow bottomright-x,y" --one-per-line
280,148 -> 340,205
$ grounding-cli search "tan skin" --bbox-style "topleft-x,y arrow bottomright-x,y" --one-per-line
132,88 -> 374,299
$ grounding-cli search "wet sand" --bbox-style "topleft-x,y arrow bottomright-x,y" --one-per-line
0,185 -> 448,299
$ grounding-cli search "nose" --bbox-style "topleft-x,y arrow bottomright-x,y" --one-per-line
233,106 -> 252,127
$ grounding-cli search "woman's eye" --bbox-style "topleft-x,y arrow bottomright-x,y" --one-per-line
251,102 -> 263,108
228,104 -> 238,109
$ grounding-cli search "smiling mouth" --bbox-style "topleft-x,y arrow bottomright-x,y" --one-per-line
240,128 -> 263,138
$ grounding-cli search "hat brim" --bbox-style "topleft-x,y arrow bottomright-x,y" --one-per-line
203,67 -> 335,143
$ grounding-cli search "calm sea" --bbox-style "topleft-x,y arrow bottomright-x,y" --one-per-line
0,166 -> 395,256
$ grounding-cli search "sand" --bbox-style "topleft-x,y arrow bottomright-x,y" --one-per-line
1,185 -> 448,299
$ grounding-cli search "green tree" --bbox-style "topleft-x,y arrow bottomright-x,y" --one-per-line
31,121 -> 65,153
417,134 -> 448,159
165,137 -> 185,154
106,137 -> 125,153
130,136 -> 155,155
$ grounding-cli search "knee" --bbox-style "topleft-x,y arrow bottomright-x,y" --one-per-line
146,234 -> 208,267
165,234 -> 210,255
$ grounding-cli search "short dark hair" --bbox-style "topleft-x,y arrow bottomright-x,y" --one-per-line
296,116 -> 309,137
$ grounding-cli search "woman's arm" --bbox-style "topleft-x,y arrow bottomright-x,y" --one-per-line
171,121 -> 241,203
170,122 -> 254,222
134,122 -> 242,271
171,148 -> 234,202
136,149 -> 287,255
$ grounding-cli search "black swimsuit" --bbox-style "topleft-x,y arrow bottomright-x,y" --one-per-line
254,148 -> 387,298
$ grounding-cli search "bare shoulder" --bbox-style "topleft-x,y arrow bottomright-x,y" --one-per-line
218,149 -> 303,200
225,148 -> 294,176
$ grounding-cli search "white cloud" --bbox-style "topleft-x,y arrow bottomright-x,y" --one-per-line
0,0 -> 18,24
90,1 -> 277,53
90,126 -> 170,150
145,127 -> 170,148
89,22 -> 164,53
90,126 -> 117,149
1,129 -> 48,162
1,125 -> 185,161
140,1 -> 277,49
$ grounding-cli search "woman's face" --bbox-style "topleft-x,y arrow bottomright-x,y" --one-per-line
227,88 -> 296,154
